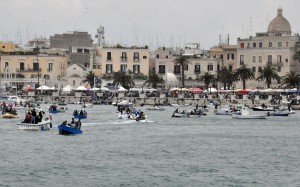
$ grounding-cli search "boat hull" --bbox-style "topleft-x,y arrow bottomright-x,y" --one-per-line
233,115 -> 266,119
1,113 -> 18,118
58,125 -> 82,135
73,115 -> 87,119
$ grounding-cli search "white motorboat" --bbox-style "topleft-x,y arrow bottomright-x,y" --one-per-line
252,106 -> 274,111
172,109 -> 189,118
82,103 -> 93,108
17,116 -> 52,131
146,106 -> 165,111
233,106 -> 266,119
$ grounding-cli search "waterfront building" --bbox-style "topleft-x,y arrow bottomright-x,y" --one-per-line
0,42 -> 16,53
95,46 -> 150,87
209,44 -> 237,71
236,7 -> 300,89
63,63 -> 88,88
0,54 -> 67,91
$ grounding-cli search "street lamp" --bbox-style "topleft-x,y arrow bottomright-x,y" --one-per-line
232,85 -> 235,94
209,85 -> 212,94
141,85 -> 144,93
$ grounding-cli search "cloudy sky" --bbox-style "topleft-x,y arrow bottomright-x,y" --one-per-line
1,0 -> 299,49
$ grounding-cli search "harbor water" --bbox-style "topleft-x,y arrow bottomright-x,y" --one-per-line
1,104 -> 300,186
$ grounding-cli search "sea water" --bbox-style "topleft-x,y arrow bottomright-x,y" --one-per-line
1,104 -> 300,187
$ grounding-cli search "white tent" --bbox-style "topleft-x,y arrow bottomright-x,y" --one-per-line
75,85 -> 89,91
63,85 -> 74,92
118,86 -> 127,92
100,87 -> 110,91
261,88 -> 274,93
37,85 -> 51,90
49,86 -> 56,90
203,88 -> 218,93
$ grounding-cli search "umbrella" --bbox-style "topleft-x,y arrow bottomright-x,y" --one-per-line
261,88 -> 274,93
118,86 -> 127,92
76,85 -> 89,91
189,88 -> 203,93
238,89 -> 250,93
63,85 -> 74,92
37,85 -> 51,90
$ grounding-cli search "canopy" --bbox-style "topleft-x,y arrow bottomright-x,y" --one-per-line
237,89 -> 250,93
260,88 -> 274,93
63,85 -> 74,92
100,87 -> 110,91
49,87 -> 56,90
118,86 -> 127,92
75,85 -> 89,91
189,88 -> 203,93
203,87 -> 217,93
37,85 -> 51,90
22,85 -> 33,91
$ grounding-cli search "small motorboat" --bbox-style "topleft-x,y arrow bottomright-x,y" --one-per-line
1,113 -> 18,118
17,116 -> 52,131
252,106 -> 274,111
267,111 -> 290,116
82,103 -> 93,108
48,105 -> 67,113
233,106 -> 266,119
58,125 -> 82,135
73,114 -> 87,119
172,108 -> 189,118
146,106 -> 165,111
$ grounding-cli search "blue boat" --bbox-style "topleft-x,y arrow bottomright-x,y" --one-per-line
49,105 -> 66,114
267,111 -> 290,116
73,114 -> 87,119
58,124 -> 82,135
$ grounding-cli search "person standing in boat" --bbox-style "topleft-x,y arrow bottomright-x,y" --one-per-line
76,119 -> 81,129
31,109 -> 37,124
79,110 -> 84,115
68,118 -> 75,127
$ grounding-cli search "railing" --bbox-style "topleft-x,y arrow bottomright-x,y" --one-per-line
47,68 -> 53,72
133,57 -> 139,62
120,57 -> 127,62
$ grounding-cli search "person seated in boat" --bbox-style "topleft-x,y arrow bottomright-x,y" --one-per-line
174,108 -> 179,113
79,110 -> 84,115
62,120 -> 68,126
23,112 -> 32,123
68,118 -> 75,127
261,103 -> 266,108
73,110 -> 78,115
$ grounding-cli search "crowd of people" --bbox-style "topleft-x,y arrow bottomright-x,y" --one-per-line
23,108 -> 45,124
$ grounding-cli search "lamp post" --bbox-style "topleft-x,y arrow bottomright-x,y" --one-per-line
209,85 -> 212,94
141,85 -> 144,93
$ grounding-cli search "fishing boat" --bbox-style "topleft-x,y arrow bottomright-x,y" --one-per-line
233,106 -> 266,119
58,124 -> 82,135
17,116 -> 52,131
172,108 -> 189,118
252,105 -> 274,111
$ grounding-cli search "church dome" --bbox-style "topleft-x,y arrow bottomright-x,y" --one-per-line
267,7 -> 291,35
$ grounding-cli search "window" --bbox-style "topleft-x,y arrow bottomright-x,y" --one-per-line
174,65 -> 180,74
253,56 -> 256,63
259,56 -> 262,63
143,56 -> 147,59
268,55 -> 272,65
285,58 -> 288,62
277,55 -> 282,63
258,67 -> 262,72
107,52 -> 112,61
184,64 -> 188,71
77,48 -> 83,53
133,64 -> 140,73
194,65 -> 200,73
166,55 -> 168,59
278,42 -> 282,48
48,63 -> 53,71
259,42 -> 262,48
207,65 -> 213,71
220,55 -> 223,60
158,65 -> 165,73
33,63 -> 39,71
44,75 -> 50,80
5,62 -> 8,68
120,64 -> 127,72
19,62 -> 24,71
240,55 -> 244,65
84,49 -> 89,53
269,42 -> 272,47
247,43 -> 250,48
277,66 -> 281,72
106,64 -> 113,73
156,54 -> 159,58
240,43 -> 244,48
253,43 -> 256,48
286,42 -> 288,47
121,52 -> 127,61
228,65 -> 233,71
133,52 -> 139,62
252,67 -> 256,73
227,53 -> 235,60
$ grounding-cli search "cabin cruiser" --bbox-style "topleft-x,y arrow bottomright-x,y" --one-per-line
17,116 -> 52,131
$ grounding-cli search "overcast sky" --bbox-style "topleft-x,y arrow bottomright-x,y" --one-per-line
1,0 -> 299,49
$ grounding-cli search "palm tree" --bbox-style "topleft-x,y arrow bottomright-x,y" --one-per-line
293,51 -> 300,63
200,71 -> 215,89
256,65 -> 281,88
281,71 -> 300,89
235,64 -> 255,90
217,67 -> 237,90
81,71 -> 98,88
112,70 -> 135,90
144,71 -> 164,89
174,54 -> 190,87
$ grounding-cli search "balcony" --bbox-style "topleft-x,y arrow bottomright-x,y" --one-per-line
16,68 -> 41,72
158,70 -> 165,74
174,70 -> 181,74
194,70 -> 201,74
47,68 -> 53,72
